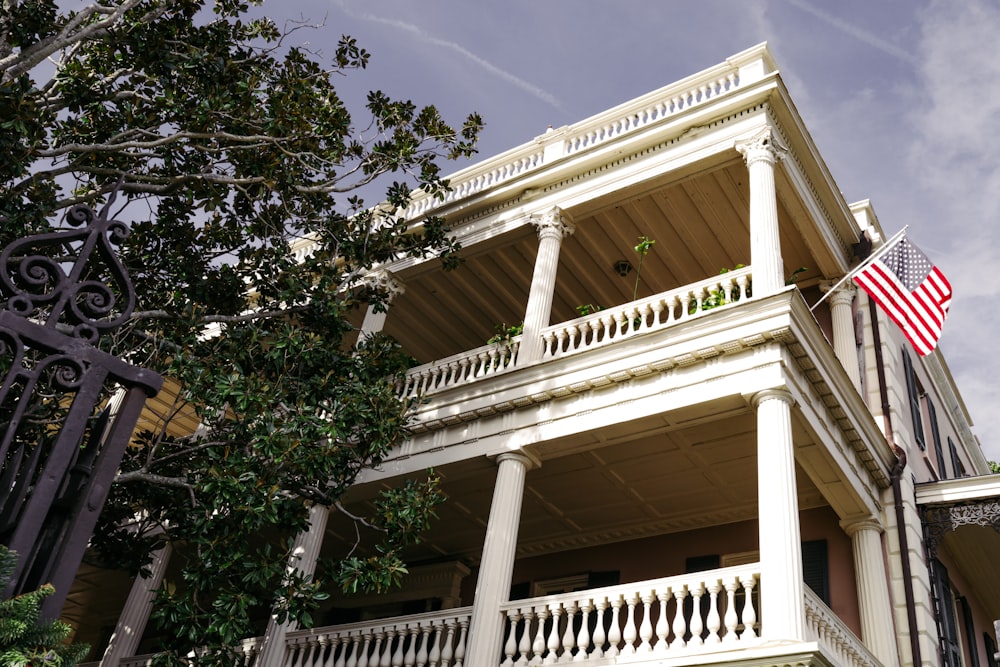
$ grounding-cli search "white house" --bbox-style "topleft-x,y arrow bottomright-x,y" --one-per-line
80,43 -> 1000,667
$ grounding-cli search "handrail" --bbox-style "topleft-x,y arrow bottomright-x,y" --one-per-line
804,588 -> 881,667
396,266 -> 753,400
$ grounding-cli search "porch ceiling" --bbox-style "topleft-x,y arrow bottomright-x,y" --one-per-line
328,406 -> 829,567
383,158 -> 829,365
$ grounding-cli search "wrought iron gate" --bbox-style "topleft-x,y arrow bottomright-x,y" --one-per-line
0,199 -> 163,619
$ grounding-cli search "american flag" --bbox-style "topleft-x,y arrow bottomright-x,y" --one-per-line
853,235 -> 952,356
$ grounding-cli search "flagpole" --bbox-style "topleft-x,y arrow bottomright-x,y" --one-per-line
809,225 -> 908,311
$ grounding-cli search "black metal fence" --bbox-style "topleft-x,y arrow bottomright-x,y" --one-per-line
0,199 -> 162,619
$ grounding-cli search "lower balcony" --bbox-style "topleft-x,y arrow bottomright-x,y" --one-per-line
92,564 -> 880,667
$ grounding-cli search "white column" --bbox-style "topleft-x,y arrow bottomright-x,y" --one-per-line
842,518 -> 900,666
822,282 -> 862,391
753,388 -> 806,640
256,503 -> 331,667
737,127 -> 786,295
465,451 -> 538,666
358,271 -> 405,339
519,208 -> 574,363
100,543 -> 173,666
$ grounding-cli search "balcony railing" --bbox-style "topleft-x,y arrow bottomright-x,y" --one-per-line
804,589 -> 880,667
399,45 -> 774,223
89,565 -> 882,667
498,564 -> 760,665
397,266 -> 753,401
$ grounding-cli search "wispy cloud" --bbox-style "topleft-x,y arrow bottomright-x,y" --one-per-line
332,0 -> 563,111
781,0 -> 918,65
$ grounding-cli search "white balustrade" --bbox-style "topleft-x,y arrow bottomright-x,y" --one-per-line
281,608 -> 472,667
397,267 -> 753,401
803,589 -> 880,667
399,47 -> 769,222
396,339 -> 520,400
498,565 -> 759,665
540,267 -> 752,361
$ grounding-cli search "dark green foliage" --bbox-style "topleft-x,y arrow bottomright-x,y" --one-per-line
0,547 -> 89,667
0,2 -> 481,664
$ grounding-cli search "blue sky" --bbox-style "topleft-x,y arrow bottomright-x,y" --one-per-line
288,0 -> 1000,461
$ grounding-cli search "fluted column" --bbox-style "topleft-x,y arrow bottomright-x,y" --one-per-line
822,282 -> 862,391
359,271 -> 405,338
465,451 -> 538,666
737,127 -> 787,295
256,503 -> 331,666
100,543 -> 172,666
519,208 -> 575,363
753,388 -> 806,640
842,518 -> 900,666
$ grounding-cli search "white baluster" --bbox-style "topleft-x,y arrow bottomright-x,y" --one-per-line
301,637 -> 319,667
388,629 -> 403,667
689,583 -> 705,646
705,582 -> 722,644
565,325 -> 579,353
362,632 -> 380,667
574,602 -> 592,662
426,624 -> 442,667
560,603 -> 577,662
722,579 -> 739,643
324,636 -> 340,667
671,587 -> 688,649
346,635 -> 365,667
502,613 -> 520,667
516,609 -> 534,667
452,620 -> 468,667
606,597 -> 622,658
544,604 -> 562,664
621,593 -> 638,655
738,274 -> 750,301
531,607 -> 549,665
638,594 -> 654,652
654,591 -> 669,653
403,627 -> 418,667
543,331 -> 557,359
741,576 -> 757,639
438,621 -> 455,667
680,293 -> 692,319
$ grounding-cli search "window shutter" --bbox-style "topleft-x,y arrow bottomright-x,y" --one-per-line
801,540 -> 829,605
902,349 -> 926,450
927,399 -> 947,479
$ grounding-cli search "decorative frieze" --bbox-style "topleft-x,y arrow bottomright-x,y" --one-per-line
922,499 -> 1000,556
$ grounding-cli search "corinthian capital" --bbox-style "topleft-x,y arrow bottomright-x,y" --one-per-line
736,126 -> 788,166
362,270 -> 406,302
530,206 -> 576,241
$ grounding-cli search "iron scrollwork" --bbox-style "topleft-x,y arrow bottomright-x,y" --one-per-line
0,196 -> 162,619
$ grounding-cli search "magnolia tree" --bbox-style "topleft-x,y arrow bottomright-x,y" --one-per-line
0,0 -> 481,662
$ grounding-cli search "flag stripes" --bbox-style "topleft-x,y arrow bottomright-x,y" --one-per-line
853,236 -> 951,356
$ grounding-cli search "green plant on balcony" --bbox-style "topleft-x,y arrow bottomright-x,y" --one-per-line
487,322 -> 523,346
